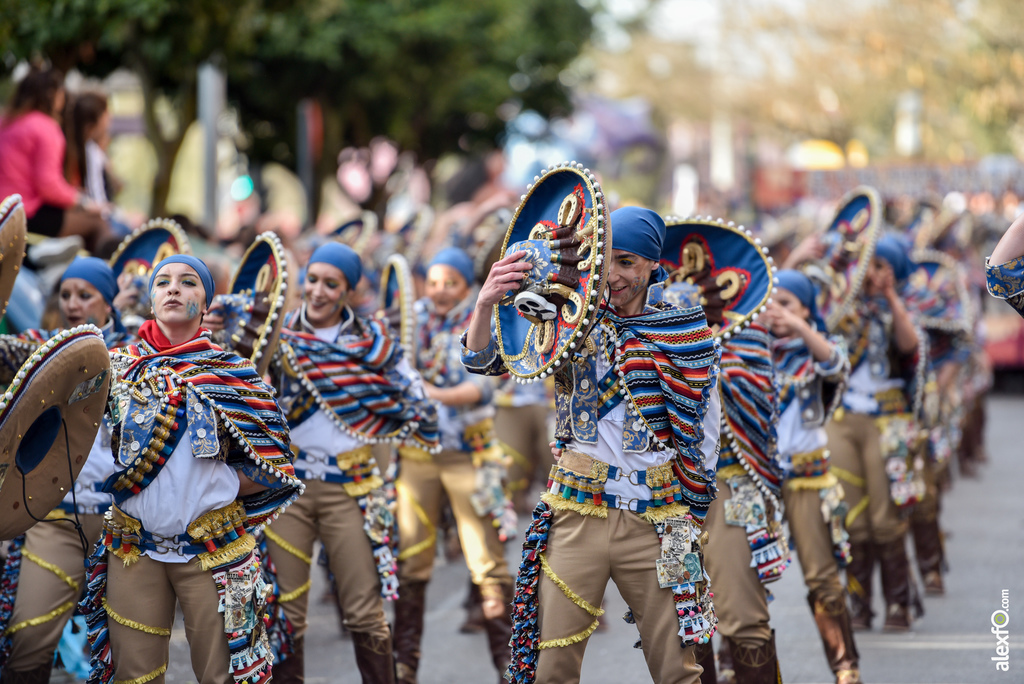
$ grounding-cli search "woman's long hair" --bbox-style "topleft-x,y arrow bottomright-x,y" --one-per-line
3,67 -> 65,123
64,91 -> 108,188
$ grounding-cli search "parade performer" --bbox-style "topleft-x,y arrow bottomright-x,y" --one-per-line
260,242 -> 439,683
658,217 -> 784,684
78,254 -> 301,684
0,257 -> 132,683
763,270 -> 860,684
826,235 -> 926,632
465,194 -> 722,684
393,246 -> 514,684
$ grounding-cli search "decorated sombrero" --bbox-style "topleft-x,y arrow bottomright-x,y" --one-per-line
332,211 -> 378,256
906,248 -> 973,334
401,206 -> 434,265
108,218 -> 192,327
213,232 -> 290,375
916,209 -> 970,252
0,326 -> 110,540
472,208 -> 513,283
0,195 -> 27,320
660,216 -> 775,340
378,253 -> 416,359
494,162 -> 611,382
802,186 -> 882,331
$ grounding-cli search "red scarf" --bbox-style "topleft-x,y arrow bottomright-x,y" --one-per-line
138,319 -> 209,352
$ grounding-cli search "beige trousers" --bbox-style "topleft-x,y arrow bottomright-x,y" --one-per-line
396,449 -> 510,589
910,456 -> 940,523
264,478 -> 389,640
783,484 -> 844,603
495,404 -> 552,502
5,514 -> 104,671
534,508 -> 700,684
701,482 -> 772,648
826,412 -> 908,545
106,555 -> 231,684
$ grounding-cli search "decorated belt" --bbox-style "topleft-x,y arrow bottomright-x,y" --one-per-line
292,445 -> 383,496
543,450 -> 687,521
54,500 -> 110,516
874,387 -> 909,415
788,447 -> 830,479
102,500 -> 254,569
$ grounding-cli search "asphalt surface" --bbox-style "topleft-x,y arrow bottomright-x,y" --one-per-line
139,395 -> 1024,682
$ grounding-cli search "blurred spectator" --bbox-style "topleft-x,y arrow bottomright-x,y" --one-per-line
0,67 -> 113,251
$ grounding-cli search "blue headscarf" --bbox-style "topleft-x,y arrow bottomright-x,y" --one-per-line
610,206 -> 669,283
61,256 -> 125,332
874,235 -> 912,283
309,242 -> 363,291
149,255 -> 215,308
429,247 -> 475,286
775,269 -> 826,332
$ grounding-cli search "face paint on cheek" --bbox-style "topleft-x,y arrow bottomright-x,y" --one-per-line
186,300 -> 200,319
629,275 -> 644,297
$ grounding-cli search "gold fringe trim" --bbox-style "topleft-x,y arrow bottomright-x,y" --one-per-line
786,473 -> 839,491
536,552 -> 604,649
335,445 -> 374,471
186,500 -> 246,542
541,492 -> 608,518
790,447 -> 828,468
398,446 -> 432,463
846,496 -> 869,528
111,505 -> 142,534
22,548 -> 79,591
44,508 -> 72,521
279,579 -> 312,603
396,480 -> 436,561
343,474 -> 384,498
195,534 -> 255,571
114,664 -> 167,684
110,545 -> 142,567
264,527 -> 312,564
639,502 -> 691,523
831,466 -> 865,489
103,598 -> 172,636
717,464 -> 748,481
3,600 -> 75,636
538,619 -> 601,650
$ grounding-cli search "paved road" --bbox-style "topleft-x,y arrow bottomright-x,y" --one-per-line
155,395 -> 1024,683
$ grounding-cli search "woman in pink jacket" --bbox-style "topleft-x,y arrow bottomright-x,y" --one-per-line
0,68 -> 111,251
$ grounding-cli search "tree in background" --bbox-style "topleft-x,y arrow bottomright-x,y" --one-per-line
0,0 -> 592,217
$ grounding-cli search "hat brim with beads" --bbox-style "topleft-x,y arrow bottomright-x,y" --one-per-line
659,216 -> 775,341
378,253 -> 417,360
0,195 -> 27,320
495,162 -> 611,382
907,247 -> 973,334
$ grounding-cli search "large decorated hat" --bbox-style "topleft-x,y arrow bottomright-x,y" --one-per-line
213,232 -> 290,375
108,218 -> 192,327
332,211 -> 378,256
906,248 -> 973,334
400,206 -> 434,265
660,216 -> 775,340
802,186 -> 882,331
494,162 -> 611,382
471,208 -> 514,283
0,195 -> 27,320
0,326 -> 110,540
377,253 -> 416,359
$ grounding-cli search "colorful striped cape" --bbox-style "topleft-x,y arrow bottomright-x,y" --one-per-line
772,336 -> 813,417
719,324 -> 782,495
601,302 -> 721,513
280,311 -> 439,448
113,334 -> 299,530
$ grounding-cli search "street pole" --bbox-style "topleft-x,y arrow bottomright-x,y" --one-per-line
198,61 -> 225,230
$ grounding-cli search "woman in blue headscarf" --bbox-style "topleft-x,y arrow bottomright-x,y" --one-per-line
763,270 -> 862,684
0,256 -> 136,680
262,241 -> 438,683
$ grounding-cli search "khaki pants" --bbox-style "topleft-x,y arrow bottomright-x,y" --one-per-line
264,478 -> 389,640
826,412 -> 907,545
495,404 -> 552,504
702,482 -> 772,648
107,555 -> 231,684
783,484 -> 844,604
534,508 -> 700,684
5,514 -> 104,671
396,449 -> 510,589
910,456 -> 940,523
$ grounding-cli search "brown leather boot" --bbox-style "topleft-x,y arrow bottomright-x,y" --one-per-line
808,591 -> 862,684
845,542 -> 874,631
481,582 -> 514,679
911,517 -> 945,596
459,580 -> 485,633
726,631 -> 782,684
353,630 -> 397,684
877,538 -> 912,632
693,641 -> 717,684
272,636 -> 305,683
0,663 -> 53,684
393,580 -> 427,684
